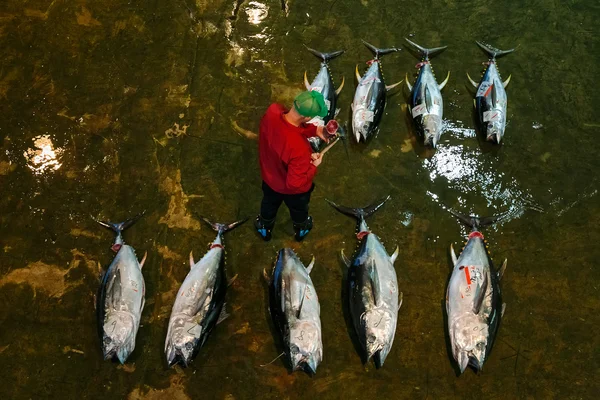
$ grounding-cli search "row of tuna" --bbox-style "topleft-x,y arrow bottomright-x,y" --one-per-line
304,39 -> 514,148
96,199 -> 507,375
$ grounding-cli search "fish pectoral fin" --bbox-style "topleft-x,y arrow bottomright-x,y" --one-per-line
450,244 -> 458,266
466,72 -> 478,88
473,98 -> 476,108
438,71 -> 450,90
139,251 -> 147,268
501,303 -> 506,317
306,256 -> 315,274
228,274 -> 239,287
498,259 -> 507,280
503,74 -> 512,88
398,292 -> 403,311
390,245 -> 399,264
189,251 -> 195,268
355,65 -> 361,81
405,73 -> 413,92
386,79 -> 404,92
336,76 -> 345,96
369,265 -> 382,307
217,304 -> 230,324
280,279 -> 286,312
473,270 -> 489,315
340,249 -> 351,268
304,71 -> 311,91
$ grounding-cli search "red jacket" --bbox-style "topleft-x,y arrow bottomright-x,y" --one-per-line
259,104 -> 317,194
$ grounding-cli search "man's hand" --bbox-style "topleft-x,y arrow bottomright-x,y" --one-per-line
316,126 -> 329,143
311,152 -> 323,167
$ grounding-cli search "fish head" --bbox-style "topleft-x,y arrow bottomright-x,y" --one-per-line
164,318 -> 202,367
288,320 -> 323,374
362,308 -> 395,366
422,114 -> 443,147
352,106 -> 374,142
450,314 -> 489,373
486,121 -> 504,144
102,312 -> 137,364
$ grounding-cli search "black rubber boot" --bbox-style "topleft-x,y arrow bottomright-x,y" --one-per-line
254,215 -> 275,241
293,216 -> 313,242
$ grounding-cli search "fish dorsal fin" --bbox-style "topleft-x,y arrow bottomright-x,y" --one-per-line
498,259 -> 507,280
473,269 -> 489,315
386,79 -> 403,92
189,251 -> 195,268
369,262 -> 381,306
503,74 -> 512,88
336,76 -> 345,96
304,71 -> 311,91
262,268 -> 270,282
450,244 -> 458,266
109,269 -> 123,308
139,251 -> 147,268
439,71 -> 450,90
355,64 -> 362,81
390,245 -> 399,264
341,249 -> 351,268
398,292 -> 403,311
306,256 -> 315,274
297,283 -> 308,319
501,303 -> 506,317
466,72 -> 478,88
405,73 -> 413,92
425,84 -> 433,112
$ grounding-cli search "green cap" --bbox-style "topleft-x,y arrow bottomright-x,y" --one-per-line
293,90 -> 328,118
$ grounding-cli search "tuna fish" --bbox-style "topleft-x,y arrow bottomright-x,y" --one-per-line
95,213 -> 147,364
446,209 -> 507,374
165,217 -> 247,367
467,41 -> 515,144
405,38 -> 450,148
303,47 -> 345,152
327,196 -> 402,368
351,41 -> 402,143
264,248 -> 323,375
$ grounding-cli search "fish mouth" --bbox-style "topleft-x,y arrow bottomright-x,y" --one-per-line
486,132 -> 502,144
165,344 -> 193,368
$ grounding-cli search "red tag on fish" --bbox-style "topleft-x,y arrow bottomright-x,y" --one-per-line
415,61 -> 429,69
468,231 -> 484,240
111,244 -> 122,253
210,244 -> 224,250
366,59 -> 375,66
356,231 -> 370,240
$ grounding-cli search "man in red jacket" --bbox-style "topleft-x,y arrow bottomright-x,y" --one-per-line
255,90 -> 330,241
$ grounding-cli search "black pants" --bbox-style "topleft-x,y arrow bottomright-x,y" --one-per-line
260,182 -> 314,224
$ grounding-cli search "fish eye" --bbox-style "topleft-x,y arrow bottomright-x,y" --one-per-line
104,337 -> 112,345
185,342 -> 193,351
367,335 -> 376,344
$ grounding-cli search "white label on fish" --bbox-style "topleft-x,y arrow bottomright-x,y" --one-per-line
307,116 -> 325,126
483,111 -> 501,122
359,110 -> 374,122
311,86 -> 323,93
412,104 -> 427,118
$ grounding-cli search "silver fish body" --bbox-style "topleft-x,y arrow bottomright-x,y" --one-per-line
266,248 -> 323,375
470,42 -> 514,144
328,197 -> 402,368
96,215 -> 146,364
405,39 -> 449,148
446,211 -> 506,374
165,218 -> 246,367
351,41 -> 401,143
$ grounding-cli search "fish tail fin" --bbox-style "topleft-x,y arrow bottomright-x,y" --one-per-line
362,40 -> 400,59
447,209 -> 504,230
93,211 -> 145,235
476,41 -> 515,60
305,46 -> 345,63
201,217 -> 248,235
405,38 -> 447,60
326,196 -> 390,221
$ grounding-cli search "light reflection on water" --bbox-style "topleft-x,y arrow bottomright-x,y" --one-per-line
23,135 -> 64,175
245,2 -> 269,26
423,120 -> 539,226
